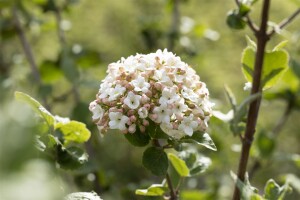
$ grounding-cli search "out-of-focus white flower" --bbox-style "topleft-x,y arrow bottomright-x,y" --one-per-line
178,114 -> 198,136
54,115 -> 70,124
153,103 -> 172,123
108,84 -> 126,101
243,82 -> 252,91
138,107 -> 148,119
159,87 -> 180,104
124,91 -> 141,109
131,77 -> 150,93
109,112 -> 129,131
172,98 -> 188,115
89,101 -> 104,120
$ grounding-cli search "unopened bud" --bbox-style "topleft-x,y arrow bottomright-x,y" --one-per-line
143,119 -> 149,126
128,124 -> 136,133
139,125 -> 146,133
130,115 -> 137,122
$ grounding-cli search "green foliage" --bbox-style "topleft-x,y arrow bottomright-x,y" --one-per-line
15,91 -> 90,170
181,132 -> 217,151
136,183 -> 168,196
241,42 -> 289,89
15,91 -> 55,129
256,131 -> 275,158
168,153 -> 190,177
264,179 -> 292,200
142,147 -> 168,176
124,129 -> 151,147
55,121 -> 91,144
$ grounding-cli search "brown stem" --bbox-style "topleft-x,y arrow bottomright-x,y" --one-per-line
268,8 -> 300,36
12,7 -> 41,83
166,173 -> 178,200
232,0 -> 271,199
168,0 -> 180,51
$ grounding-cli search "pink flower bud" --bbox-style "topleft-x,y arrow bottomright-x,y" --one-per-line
150,114 -> 158,120
102,98 -> 109,105
142,119 -> 149,126
167,104 -> 173,109
141,95 -> 149,104
109,107 -> 118,112
143,104 -> 151,110
175,114 -> 183,121
130,115 -> 137,122
127,120 -> 132,125
139,125 -> 146,133
146,91 -> 152,98
127,109 -> 135,116
172,122 -> 179,129
128,124 -> 136,133
125,83 -> 134,90
154,83 -> 162,91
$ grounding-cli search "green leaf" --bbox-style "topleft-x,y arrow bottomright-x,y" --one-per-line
65,191 -> 102,200
234,93 -> 261,123
60,48 -> 80,84
57,146 -> 88,170
273,40 -> 288,51
231,171 -> 262,200
182,132 -> 217,151
256,131 -> 275,158
142,147 -> 168,176
39,60 -> 63,83
178,151 -> 211,176
168,153 -> 190,177
136,184 -> 168,196
15,91 -> 55,129
124,129 -> 150,147
245,35 -> 257,50
224,85 -> 237,111
55,121 -> 91,144
239,3 -> 251,16
226,10 -> 246,30
180,190 -> 211,200
264,179 -> 292,200
241,46 -> 289,89
148,121 -> 169,139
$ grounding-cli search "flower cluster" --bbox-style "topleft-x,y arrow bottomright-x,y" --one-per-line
89,49 -> 213,139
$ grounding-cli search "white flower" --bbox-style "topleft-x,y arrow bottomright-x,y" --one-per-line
108,84 -> 126,101
138,107 -> 148,119
160,123 -> 185,139
181,86 -> 198,103
131,76 -> 150,93
178,114 -> 198,136
243,82 -> 252,91
153,69 -> 173,86
153,103 -> 172,123
109,112 -> 129,130
55,115 -> 70,124
159,87 -> 180,104
172,98 -> 188,115
124,91 -> 142,109
89,101 -> 104,120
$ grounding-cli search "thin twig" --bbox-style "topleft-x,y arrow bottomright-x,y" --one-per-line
166,173 -> 178,200
232,0 -> 271,199
268,8 -> 300,36
168,0 -> 180,51
12,7 -> 41,83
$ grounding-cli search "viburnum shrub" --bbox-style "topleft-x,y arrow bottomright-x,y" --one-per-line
89,49 -> 216,199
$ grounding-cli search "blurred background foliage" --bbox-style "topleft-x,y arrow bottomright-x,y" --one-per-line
0,0 -> 300,199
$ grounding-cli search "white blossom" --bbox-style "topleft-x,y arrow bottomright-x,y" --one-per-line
159,87 -> 180,104
178,114 -> 198,136
138,107 -> 148,119
131,76 -> 150,93
153,103 -> 172,123
124,91 -> 142,109
89,101 -> 104,120
109,112 -> 129,131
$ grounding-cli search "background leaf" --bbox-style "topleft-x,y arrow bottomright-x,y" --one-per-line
142,147 -> 168,176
